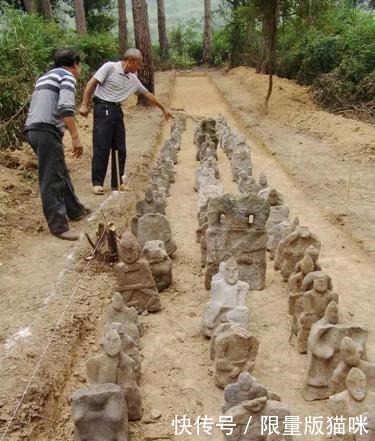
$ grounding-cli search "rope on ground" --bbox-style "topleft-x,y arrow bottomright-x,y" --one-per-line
0,116 -> 164,440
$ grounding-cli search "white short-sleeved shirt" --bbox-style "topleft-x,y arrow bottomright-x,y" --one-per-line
93,61 -> 148,103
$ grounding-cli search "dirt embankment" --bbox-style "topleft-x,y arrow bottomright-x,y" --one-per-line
210,68 -> 375,256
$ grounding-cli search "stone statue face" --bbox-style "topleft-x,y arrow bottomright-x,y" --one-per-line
103,330 -> 122,357
259,174 -> 267,186
145,188 -> 153,203
342,338 -> 361,367
124,245 -> 140,264
314,277 -> 328,293
223,259 -> 239,285
268,190 -> 279,206
112,293 -> 123,310
347,368 -> 366,402
238,372 -> 253,390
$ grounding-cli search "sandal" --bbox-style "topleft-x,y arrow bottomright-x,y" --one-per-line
93,185 -> 104,195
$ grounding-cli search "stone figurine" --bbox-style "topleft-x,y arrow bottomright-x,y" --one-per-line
86,329 -> 142,420
115,232 -> 161,313
137,213 -> 177,257
142,240 -> 172,291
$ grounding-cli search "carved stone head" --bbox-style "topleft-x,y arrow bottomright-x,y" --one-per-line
223,257 -> 239,285
118,232 -> 141,264
112,292 -> 124,311
341,337 -> 361,367
145,187 -> 154,203
314,277 -> 328,293
346,368 -> 366,402
103,329 -> 122,357
238,372 -> 254,391
300,255 -> 315,275
259,172 -> 267,186
324,301 -> 339,324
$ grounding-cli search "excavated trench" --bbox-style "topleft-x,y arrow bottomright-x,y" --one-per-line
16,73 -> 375,441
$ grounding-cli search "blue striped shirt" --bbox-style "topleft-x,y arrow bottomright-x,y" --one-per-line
25,67 -> 77,133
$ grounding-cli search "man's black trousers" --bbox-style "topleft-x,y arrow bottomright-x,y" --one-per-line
26,129 -> 84,235
92,102 -> 126,188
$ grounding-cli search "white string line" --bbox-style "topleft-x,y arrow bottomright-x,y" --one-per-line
0,117 -> 164,441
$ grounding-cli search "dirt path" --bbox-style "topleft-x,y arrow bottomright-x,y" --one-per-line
1,71 -> 374,441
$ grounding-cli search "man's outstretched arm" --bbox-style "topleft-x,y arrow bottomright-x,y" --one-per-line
79,78 -> 100,117
142,91 -> 172,120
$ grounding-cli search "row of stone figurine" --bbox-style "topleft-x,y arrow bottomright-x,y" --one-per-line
200,117 -> 374,440
194,119 -> 295,440
70,114 -> 187,441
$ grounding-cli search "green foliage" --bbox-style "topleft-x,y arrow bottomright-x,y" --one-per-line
0,5 -> 118,149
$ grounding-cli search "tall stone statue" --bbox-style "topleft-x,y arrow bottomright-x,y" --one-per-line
72,384 -> 128,441
205,193 -> 269,290
201,258 -> 250,337
86,329 -> 142,420
115,232 -> 161,313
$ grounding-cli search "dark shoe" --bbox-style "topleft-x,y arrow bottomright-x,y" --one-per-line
53,231 -> 80,241
70,207 -> 92,222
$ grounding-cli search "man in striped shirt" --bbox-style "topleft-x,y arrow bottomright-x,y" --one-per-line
25,49 -> 89,241
79,48 -> 171,195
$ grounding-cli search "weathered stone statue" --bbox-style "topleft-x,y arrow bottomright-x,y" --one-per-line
297,278 -> 339,353
302,301 -> 368,401
106,292 -> 142,344
115,232 -> 161,313
224,395 -> 292,441
258,172 -> 269,191
161,138 -> 178,164
269,217 -> 299,261
197,183 -> 224,212
195,158 -> 219,191
231,150 -> 252,182
329,368 -> 375,419
238,172 -> 260,195
205,193 -> 269,290
72,384 -> 128,441
198,137 -> 218,162
301,270 -> 332,292
142,240 -> 172,291
104,322 -> 141,384
214,325 -> 260,388
201,258 -> 250,337
222,372 -> 268,413
131,187 -> 166,236
265,189 -> 289,253
136,213 -> 177,258
195,118 -> 218,161
274,225 -> 321,281
151,168 -> 169,197
330,336 -> 375,394
87,329 -> 142,420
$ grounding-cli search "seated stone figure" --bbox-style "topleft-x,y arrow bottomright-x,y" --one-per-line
265,189 -> 289,252
288,252 -> 316,335
297,277 -> 339,353
231,150 -> 252,182
142,240 -> 172,291
238,172 -> 259,195
258,172 -> 268,192
72,383 -> 128,441
222,372 -> 268,413
224,395 -> 292,441
195,158 -> 220,192
274,225 -> 321,281
330,336 -> 375,394
214,325 -> 259,389
87,329 -> 142,420
329,368 -> 375,420
269,216 -> 299,261
201,257 -> 250,338
115,232 -> 161,313
104,322 -> 141,384
303,302 -> 368,401
137,213 -> 177,257
106,292 -> 142,344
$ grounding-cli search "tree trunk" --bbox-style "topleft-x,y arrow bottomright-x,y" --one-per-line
132,0 -> 154,105
203,0 -> 213,65
157,0 -> 169,58
118,0 -> 128,57
22,0 -> 37,13
73,0 -> 87,35
37,0 -> 53,21
262,0 -> 278,111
